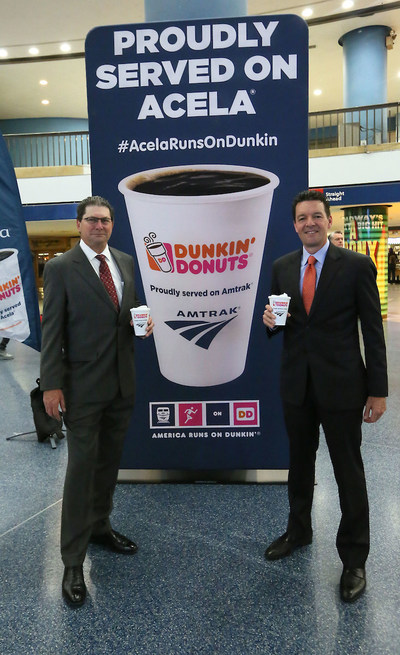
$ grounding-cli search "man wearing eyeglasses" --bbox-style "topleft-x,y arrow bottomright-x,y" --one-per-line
40,196 -> 154,608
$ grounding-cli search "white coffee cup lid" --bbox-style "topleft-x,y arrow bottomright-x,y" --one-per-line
131,305 -> 150,312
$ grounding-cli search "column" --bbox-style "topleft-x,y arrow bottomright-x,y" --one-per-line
339,26 -> 392,145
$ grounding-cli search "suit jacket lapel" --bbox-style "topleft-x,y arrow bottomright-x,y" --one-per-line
287,250 -> 304,312
309,244 -> 341,316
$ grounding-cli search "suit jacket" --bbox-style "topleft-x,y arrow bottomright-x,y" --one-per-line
269,243 -> 388,410
40,243 -> 140,404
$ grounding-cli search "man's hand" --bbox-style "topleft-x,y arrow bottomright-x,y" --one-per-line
363,396 -> 386,423
144,315 -> 154,338
130,315 -> 154,338
43,389 -> 66,421
263,304 -> 277,329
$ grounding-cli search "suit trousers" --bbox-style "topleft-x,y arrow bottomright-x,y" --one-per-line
283,377 -> 369,569
61,392 -> 135,566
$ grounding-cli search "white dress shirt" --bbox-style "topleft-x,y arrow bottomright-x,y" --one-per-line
79,240 -> 124,305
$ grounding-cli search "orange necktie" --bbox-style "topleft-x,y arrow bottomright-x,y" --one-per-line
96,254 -> 120,311
302,255 -> 316,314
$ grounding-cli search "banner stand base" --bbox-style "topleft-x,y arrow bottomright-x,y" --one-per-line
118,469 -> 288,483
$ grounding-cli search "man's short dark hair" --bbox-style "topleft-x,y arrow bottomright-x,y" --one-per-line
77,196 -> 115,222
292,190 -> 331,221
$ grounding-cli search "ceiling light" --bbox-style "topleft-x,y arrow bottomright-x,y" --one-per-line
302,7 -> 313,18
29,47 -> 39,55
41,99 -> 50,105
39,79 -> 48,86
0,48 -> 8,58
60,42 -> 71,53
342,0 -> 354,8
313,89 -> 322,96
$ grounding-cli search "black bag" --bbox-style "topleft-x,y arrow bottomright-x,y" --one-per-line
30,378 -> 64,443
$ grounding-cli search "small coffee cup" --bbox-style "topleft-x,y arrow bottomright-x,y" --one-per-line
130,305 -> 150,336
269,294 -> 291,326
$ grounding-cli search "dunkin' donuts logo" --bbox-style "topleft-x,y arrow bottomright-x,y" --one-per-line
144,232 -> 256,274
0,275 -> 22,300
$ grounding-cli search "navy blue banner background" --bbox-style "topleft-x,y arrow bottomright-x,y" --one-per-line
314,182 -> 400,206
0,131 -> 41,351
85,15 -> 309,471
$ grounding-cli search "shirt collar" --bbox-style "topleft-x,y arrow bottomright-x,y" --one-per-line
301,239 -> 330,266
80,239 -> 112,262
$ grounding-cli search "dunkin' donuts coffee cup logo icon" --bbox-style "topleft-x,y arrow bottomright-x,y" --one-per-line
144,232 -> 173,272
119,164 -> 279,386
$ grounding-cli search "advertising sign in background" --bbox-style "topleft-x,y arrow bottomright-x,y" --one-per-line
0,131 -> 41,351
85,15 -> 309,473
315,184 -> 396,319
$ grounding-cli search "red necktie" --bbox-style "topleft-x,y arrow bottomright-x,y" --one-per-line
96,254 -> 120,311
302,255 -> 316,314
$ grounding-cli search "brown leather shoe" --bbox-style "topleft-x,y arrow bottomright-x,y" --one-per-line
340,567 -> 366,602
265,532 -> 312,560
62,565 -> 86,607
89,529 -> 138,554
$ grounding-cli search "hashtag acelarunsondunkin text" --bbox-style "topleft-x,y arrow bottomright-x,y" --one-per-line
118,140 -> 129,153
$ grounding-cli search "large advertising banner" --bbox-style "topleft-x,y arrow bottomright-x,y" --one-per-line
0,132 -> 41,351
85,16 -> 308,473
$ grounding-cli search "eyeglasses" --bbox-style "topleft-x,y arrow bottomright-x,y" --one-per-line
82,217 -> 112,225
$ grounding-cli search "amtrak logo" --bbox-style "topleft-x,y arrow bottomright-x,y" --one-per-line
165,316 -> 236,349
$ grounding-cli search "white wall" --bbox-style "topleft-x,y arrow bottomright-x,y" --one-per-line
17,173 -> 91,204
16,149 -> 400,205
309,149 -> 400,187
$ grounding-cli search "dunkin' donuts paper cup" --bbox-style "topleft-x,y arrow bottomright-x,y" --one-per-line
119,164 -> 279,386
269,294 -> 291,326
131,305 -> 150,336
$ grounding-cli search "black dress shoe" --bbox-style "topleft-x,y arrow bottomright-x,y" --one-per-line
265,532 -> 312,560
340,567 -> 366,602
89,529 -> 138,554
62,566 -> 86,607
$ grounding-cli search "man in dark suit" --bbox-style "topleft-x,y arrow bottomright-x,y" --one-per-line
40,196 -> 154,608
263,190 -> 387,602
328,230 -> 344,247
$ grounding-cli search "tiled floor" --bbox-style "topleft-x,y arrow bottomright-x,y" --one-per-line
1,286 -> 399,655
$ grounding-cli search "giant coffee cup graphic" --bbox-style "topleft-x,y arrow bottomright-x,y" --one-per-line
119,164 -> 279,386
0,248 -> 30,341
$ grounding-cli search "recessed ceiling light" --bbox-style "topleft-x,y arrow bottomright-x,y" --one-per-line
29,47 -> 39,55
0,48 -> 8,58
302,7 -> 313,18
39,79 -> 48,86
313,89 -> 322,96
60,42 -> 71,53
342,0 -> 354,8
41,99 -> 50,105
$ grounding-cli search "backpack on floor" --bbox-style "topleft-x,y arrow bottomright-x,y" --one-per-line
30,378 -> 64,443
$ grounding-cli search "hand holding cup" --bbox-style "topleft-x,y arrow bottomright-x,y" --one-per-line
130,305 -> 154,338
264,293 -> 291,328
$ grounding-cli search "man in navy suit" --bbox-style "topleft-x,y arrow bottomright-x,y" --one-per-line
40,196 -> 154,607
263,190 -> 387,602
